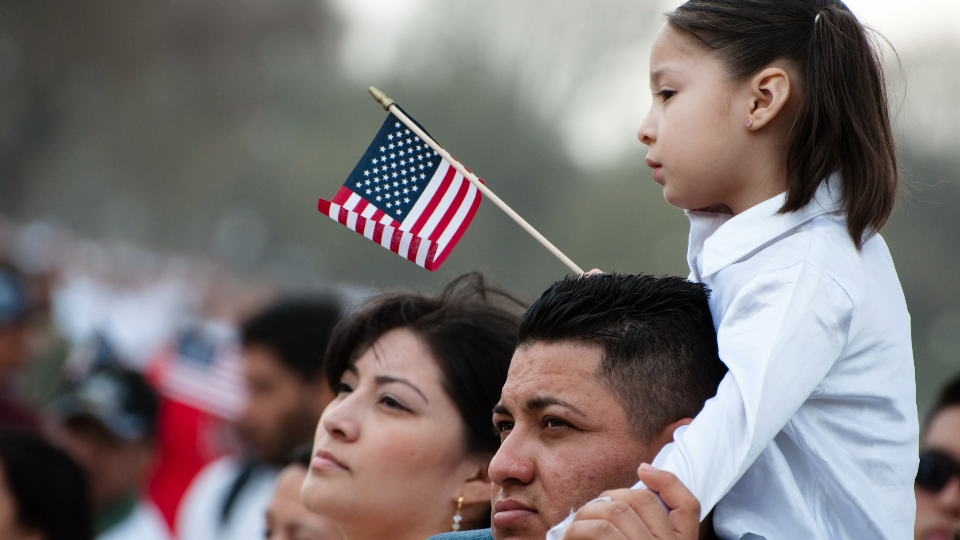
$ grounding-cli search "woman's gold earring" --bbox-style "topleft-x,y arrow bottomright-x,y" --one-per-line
452,495 -> 464,531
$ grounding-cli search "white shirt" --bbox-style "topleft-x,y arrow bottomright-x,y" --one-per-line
176,456 -> 278,540
550,180 -> 918,540
668,180 -> 918,539
98,501 -> 170,540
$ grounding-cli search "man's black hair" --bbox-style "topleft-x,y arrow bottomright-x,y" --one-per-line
241,297 -> 342,382
518,273 -> 727,441
0,431 -> 93,540
926,374 -> 960,430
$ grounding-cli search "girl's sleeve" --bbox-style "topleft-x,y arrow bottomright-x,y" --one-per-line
656,261 -> 853,519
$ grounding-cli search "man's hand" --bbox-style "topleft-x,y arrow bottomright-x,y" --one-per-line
561,464 -> 700,540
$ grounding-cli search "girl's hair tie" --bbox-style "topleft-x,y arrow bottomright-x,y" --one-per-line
814,11 -> 823,24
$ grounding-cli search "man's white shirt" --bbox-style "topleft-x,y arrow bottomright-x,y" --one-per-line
176,456 -> 278,540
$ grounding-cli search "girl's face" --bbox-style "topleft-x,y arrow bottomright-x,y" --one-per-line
301,328 -> 483,540
637,24 -> 752,212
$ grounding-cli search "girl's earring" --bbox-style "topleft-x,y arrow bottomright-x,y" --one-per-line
452,495 -> 464,531
746,119 -> 754,128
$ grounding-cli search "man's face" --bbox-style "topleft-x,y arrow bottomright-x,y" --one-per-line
916,406 -> 960,540
237,345 -> 332,464
51,417 -> 153,510
489,341 -> 656,540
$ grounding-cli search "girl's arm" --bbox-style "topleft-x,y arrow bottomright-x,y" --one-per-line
656,261 -> 853,519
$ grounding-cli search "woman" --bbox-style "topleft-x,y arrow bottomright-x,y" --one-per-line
300,273 -> 523,540
0,431 -> 93,540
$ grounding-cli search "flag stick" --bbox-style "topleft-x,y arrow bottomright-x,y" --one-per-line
368,87 -> 585,275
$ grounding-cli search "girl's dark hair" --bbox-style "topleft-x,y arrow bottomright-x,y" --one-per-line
0,431 -> 93,540
325,273 -> 524,456
667,0 -> 898,249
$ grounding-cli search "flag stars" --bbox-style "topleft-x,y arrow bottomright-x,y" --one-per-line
420,174 -> 426,180
387,134 -> 394,141
404,197 -> 411,204
380,146 -> 386,153
364,180 -> 371,186
412,186 -> 419,192
394,191 -> 400,197
418,164 -> 425,170
364,170 -> 370,176
403,188 -> 410,194
376,195 -> 382,201
395,122 -> 401,128
391,163 -> 397,170
393,181 -> 400,187
366,189 -> 372,195
389,153 -> 396,159
386,202 -> 392,208
392,172 -> 398,178
405,129 -> 410,135
406,138 -> 412,145
371,158 -> 378,164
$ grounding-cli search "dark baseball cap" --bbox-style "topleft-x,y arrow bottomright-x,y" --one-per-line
51,368 -> 160,442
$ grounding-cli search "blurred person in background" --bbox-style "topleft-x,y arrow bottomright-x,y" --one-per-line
300,274 -> 522,540
915,374 -> 960,540
264,444 -> 343,540
47,366 -> 166,540
177,297 -> 341,540
0,266 -> 40,430
0,431 -> 93,540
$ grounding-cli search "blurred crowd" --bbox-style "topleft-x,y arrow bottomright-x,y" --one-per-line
0,214 -> 352,540
1,212 -> 959,540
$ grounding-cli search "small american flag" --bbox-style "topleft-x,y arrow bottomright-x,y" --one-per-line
317,109 -> 481,271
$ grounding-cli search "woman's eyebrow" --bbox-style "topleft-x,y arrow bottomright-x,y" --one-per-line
375,375 -> 429,404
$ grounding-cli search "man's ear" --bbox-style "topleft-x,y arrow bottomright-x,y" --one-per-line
649,417 -> 694,455
745,66 -> 792,130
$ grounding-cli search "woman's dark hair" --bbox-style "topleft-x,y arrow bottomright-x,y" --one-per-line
0,431 -> 93,540
325,273 -> 524,456
667,0 -> 897,249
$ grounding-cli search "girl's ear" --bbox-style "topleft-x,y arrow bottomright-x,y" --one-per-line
745,66 -> 792,130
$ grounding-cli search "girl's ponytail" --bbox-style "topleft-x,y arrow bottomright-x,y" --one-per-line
667,0 -> 898,249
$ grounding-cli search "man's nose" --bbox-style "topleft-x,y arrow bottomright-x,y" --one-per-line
938,476 -> 960,517
488,432 -> 535,486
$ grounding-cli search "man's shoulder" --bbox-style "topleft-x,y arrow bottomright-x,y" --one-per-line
427,528 -> 494,540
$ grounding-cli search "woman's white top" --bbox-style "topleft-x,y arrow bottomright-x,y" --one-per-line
658,180 -> 918,539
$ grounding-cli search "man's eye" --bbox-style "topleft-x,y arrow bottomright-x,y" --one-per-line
337,382 -> 354,394
494,421 -> 514,434
544,417 -> 568,429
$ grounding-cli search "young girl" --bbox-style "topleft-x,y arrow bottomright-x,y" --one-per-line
551,1 -> 917,539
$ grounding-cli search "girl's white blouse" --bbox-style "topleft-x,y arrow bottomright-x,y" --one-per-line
657,180 -> 918,539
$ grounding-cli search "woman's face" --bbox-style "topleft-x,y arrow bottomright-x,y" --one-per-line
301,328 -> 481,540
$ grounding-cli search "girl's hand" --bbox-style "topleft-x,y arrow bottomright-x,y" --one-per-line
562,464 -> 700,540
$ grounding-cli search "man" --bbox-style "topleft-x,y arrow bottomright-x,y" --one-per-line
0,266 -> 38,430
49,366 -> 169,540
177,297 -> 341,540
915,375 -> 960,540
431,273 -> 727,540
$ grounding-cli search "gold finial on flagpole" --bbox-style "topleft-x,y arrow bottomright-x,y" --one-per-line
368,86 -> 395,111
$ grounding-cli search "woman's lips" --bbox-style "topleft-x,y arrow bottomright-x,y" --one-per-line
492,499 -> 536,529
645,158 -> 664,185
311,449 -> 348,471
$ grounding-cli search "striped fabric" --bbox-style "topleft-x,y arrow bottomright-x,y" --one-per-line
317,110 -> 481,271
